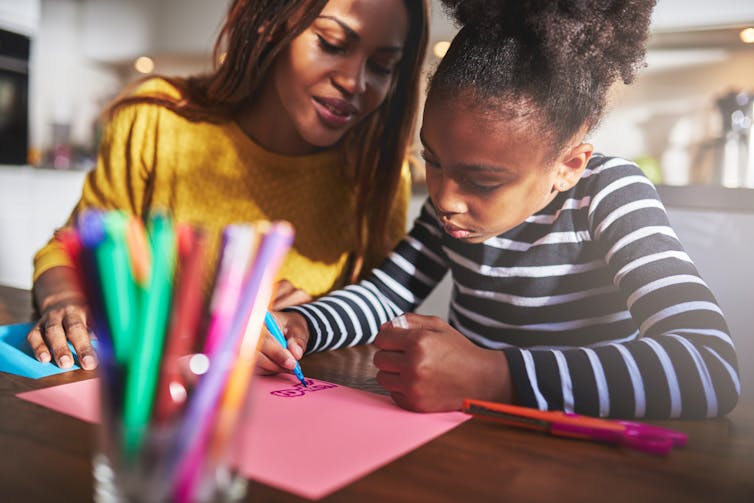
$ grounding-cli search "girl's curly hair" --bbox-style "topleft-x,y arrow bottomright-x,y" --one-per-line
431,0 -> 656,158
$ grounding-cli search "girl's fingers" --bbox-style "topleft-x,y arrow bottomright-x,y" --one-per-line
389,392 -> 415,412
259,333 -> 297,370
372,348 -> 405,373
375,370 -> 403,393
287,338 -> 304,360
374,327 -> 411,351
254,352 -> 287,375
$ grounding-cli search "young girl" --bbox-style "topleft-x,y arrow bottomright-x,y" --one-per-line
261,0 -> 741,419
28,0 -> 429,371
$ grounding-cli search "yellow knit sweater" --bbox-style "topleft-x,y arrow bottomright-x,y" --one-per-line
33,79 -> 410,297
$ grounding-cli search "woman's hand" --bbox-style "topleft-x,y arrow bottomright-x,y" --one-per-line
271,279 -> 311,310
27,266 -> 98,370
255,311 -> 311,376
373,313 -> 514,412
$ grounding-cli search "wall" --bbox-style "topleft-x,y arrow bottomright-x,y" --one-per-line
651,0 -> 754,30
25,0 -> 228,157
589,49 -> 754,186
666,207 -> 754,400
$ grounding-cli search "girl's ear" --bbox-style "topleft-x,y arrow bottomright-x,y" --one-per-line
553,142 -> 593,192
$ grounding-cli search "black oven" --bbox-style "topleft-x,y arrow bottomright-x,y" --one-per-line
0,28 -> 30,165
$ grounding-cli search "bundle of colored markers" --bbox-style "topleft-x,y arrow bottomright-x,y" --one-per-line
57,209 -> 294,502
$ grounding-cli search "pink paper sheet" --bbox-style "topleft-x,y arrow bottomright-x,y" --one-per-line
17,375 -> 469,499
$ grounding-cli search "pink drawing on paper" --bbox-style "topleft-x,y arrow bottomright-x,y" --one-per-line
270,379 -> 338,397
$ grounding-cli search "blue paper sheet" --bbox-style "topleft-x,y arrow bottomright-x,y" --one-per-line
0,322 -> 95,378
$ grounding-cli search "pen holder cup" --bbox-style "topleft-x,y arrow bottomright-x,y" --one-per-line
92,376 -> 248,503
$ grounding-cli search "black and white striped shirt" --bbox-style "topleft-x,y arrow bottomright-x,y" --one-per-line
289,155 -> 741,419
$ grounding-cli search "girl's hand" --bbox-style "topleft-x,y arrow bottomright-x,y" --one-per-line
27,266 -> 98,370
373,313 -> 514,412
255,311 -> 310,376
271,279 -> 312,310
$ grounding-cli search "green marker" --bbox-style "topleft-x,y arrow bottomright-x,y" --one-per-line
96,211 -> 139,363
122,211 -> 176,459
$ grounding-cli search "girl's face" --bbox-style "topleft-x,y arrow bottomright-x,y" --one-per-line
420,94 -> 591,244
248,0 -> 409,155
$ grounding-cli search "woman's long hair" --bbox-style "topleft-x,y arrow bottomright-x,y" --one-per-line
107,0 -> 429,280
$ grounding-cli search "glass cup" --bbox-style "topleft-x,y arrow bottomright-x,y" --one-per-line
91,376 -> 248,502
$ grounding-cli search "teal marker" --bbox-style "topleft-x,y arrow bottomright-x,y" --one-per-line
122,212 -> 176,459
97,211 -> 138,363
264,311 -> 307,387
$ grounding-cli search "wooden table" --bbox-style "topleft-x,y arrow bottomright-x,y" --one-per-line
1,284 -> 752,502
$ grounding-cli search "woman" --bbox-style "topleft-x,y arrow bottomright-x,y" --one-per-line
28,0 -> 429,371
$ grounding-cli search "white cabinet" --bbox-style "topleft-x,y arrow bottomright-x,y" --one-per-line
0,165 -> 86,289
0,0 -> 40,35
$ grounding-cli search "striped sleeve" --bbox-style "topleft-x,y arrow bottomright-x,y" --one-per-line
504,162 -> 740,419
286,199 -> 450,352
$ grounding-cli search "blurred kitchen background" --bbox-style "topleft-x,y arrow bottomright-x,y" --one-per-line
0,0 -> 752,182
1,1 -> 753,395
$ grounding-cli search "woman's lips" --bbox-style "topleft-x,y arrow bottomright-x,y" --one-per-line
313,96 -> 358,129
442,221 -> 473,239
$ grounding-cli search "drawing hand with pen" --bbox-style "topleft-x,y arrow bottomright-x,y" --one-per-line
259,310 -> 517,413
256,311 -> 311,383
374,313 -> 515,413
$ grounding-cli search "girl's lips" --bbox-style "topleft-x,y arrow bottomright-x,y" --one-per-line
312,96 -> 358,129
442,221 -> 473,239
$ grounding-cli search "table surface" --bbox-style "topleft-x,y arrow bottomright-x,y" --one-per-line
1,284 -> 752,503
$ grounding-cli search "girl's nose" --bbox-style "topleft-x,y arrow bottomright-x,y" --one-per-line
432,179 -> 467,215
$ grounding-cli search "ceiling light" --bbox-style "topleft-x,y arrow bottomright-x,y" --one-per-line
740,27 -> 754,44
134,56 -> 155,74
433,41 -> 450,58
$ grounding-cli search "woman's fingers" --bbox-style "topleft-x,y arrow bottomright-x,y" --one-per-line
26,323 -> 52,363
40,316 -> 75,368
62,311 -> 97,370
27,301 -> 96,369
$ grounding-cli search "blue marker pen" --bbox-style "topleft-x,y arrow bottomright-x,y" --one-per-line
264,311 -> 307,387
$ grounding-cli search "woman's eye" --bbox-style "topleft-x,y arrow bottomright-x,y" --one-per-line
368,60 -> 394,76
421,151 -> 439,169
317,35 -> 344,54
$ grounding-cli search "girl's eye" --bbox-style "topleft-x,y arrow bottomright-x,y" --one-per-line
464,179 -> 503,194
317,35 -> 344,54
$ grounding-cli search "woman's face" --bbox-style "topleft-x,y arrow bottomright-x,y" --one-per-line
421,94 -> 589,244
249,0 -> 409,155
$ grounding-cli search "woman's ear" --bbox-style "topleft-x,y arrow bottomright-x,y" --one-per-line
553,142 -> 593,192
